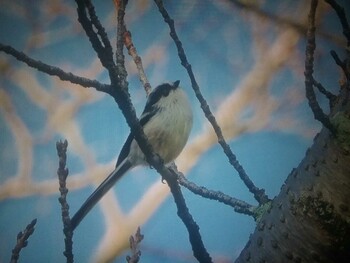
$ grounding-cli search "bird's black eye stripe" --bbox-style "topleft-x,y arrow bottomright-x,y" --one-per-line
143,82 -> 178,112
154,83 -> 173,97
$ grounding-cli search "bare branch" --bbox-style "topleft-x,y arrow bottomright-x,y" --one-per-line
124,30 -> 152,95
167,169 -> 213,263
330,49 -> 347,70
325,1 -> 350,84
10,219 -> 37,263
324,0 -> 350,45
75,0 -> 117,81
114,0 -> 151,94
126,227 -> 144,263
84,0 -> 114,54
154,0 -> 269,205
56,140 -> 74,263
304,0 -> 337,134
177,172 -> 256,218
312,77 -> 337,108
115,0 -> 128,88
0,43 -> 109,92
330,49 -> 350,82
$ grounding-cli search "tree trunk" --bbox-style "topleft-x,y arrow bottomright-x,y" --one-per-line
236,87 -> 350,262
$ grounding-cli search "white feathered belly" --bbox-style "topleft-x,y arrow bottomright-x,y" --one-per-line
130,92 -> 193,165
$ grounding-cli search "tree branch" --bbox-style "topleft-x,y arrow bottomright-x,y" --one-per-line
167,170 -> 213,263
0,43 -> 110,92
10,219 -> 37,263
304,0 -> 337,135
312,76 -> 337,108
114,0 -> 151,94
75,0 -> 118,82
124,30 -> 152,95
85,0 -> 114,54
115,0 -> 129,89
330,49 -> 347,71
126,227 -> 144,263
324,0 -> 350,45
56,140 -> 74,263
177,172 -> 256,218
154,0 -> 269,205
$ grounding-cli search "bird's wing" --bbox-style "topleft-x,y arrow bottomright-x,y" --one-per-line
116,102 -> 158,167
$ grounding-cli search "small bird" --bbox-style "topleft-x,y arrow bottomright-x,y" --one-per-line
70,80 -> 193,230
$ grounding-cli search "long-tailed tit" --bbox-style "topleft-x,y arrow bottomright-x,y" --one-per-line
70,81 -> 193,230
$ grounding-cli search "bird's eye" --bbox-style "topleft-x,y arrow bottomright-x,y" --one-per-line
162,88 -> 171,97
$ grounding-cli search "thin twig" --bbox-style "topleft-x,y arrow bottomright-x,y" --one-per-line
154,0 -> 269,205
10,219 -> 37,263
124,30 -> 152,95
324,0 -> 350,45
0,43 -> 110,92
85,0 -> 114,55
167,170 -> 213,263
177,173 -> 256,218
304,0 -> 337,134
115,0 -> 129,88
330,49 -> 347,71
330,49 -> 350,82
114,0 -> 151,94
312,77 -> 337,108
75,0 -> 117,80
56,139 -> 74,263
326,0 -> 350,83
326,0 -> 350,107
126,227 -> 144,263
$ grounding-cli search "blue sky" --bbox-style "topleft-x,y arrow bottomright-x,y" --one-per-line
0,0 -> 347,262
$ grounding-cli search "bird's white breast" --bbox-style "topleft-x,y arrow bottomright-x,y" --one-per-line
130,88 -> 193,165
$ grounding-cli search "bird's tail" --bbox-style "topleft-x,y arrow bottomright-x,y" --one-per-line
70,160 -> 132,230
